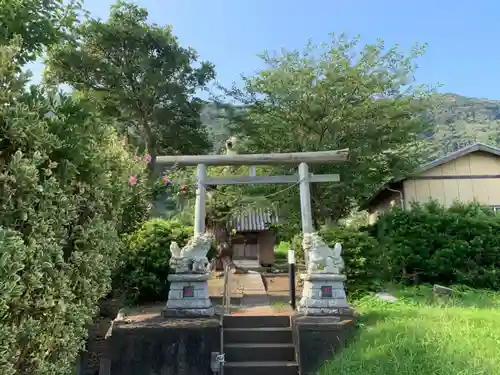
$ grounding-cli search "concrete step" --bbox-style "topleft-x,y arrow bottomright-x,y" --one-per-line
224,361 -> 298,375
233,260 -> 261,269
224,343 -> 295,362
224,327 -> 293,344
241,295 -> 271,306
223,315 -> 291,329
210,296 -> 243,306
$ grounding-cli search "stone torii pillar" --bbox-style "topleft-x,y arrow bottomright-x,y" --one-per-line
157,148 -> 352,317
194,163 -> 207,236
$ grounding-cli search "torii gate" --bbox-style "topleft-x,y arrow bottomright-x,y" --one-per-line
157,148 -> 351,317
157,149 -> 348,249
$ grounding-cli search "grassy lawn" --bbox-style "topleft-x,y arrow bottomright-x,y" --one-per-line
321,285 -> 500,375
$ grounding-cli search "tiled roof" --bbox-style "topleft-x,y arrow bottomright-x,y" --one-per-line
230,207 -> 279,232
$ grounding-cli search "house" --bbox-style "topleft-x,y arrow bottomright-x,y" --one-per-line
210,206 -> 279,270
362,143 -> 500,224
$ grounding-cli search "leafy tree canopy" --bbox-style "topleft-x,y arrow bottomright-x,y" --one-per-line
219,34 -> 435,224
0,0 -> 81,65
45,1 -> 215,170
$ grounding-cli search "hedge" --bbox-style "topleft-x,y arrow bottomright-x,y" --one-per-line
371,201 -> 500,289
0,42 -> 149,375
115,219 -> 217,304
292,226 -> 381,295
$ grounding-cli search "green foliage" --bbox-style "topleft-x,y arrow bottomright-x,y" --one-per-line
371,201 -> 500,289
166,164 -> 280,228
0,40 -> 147,375
426,93 -> 500,156
115,219 -> 192,304
115,219 -> 217,304
292,226 -> 381,295
45,1 -> 215,169
274,241 -> 291,261
0,0 -> 81,64
220,34 -> 435,226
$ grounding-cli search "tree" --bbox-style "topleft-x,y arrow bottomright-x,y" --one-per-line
221,34 -> 435,225
0,0 -> 81,65
45,1 -> 215,171
0,37 -> 150,374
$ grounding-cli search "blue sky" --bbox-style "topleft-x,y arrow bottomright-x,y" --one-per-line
28,0 -> 500,99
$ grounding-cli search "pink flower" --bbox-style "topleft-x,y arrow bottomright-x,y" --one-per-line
145,154 -> 152,163
162,176 -> 169,184
129,175 -> 137,186
135,155 -> 141,162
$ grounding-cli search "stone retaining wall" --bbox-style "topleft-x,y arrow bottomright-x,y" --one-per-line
108,318 -> 220,375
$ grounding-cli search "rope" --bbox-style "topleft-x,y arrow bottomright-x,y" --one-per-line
159,163 -> 304,202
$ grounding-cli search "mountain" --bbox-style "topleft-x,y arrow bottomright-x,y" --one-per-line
201,93 -> 500,157
427,93 -> 500,157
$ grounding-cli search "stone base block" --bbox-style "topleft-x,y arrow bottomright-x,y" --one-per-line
297,306 -> 355,317
292,315 -> 356,375
109,318 -> 220,375
298,273 -> 352,317
164,272 -> 214,318
162,307 -> 215,318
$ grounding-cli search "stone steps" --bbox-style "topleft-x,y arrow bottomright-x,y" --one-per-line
210,296 -> 243,306
223,315 -> 298,375
224,327 -> 293,344
224,361 -> 298,375
233,259 -> 261,270
225,343 -> 295,362
223,315 -> 291,328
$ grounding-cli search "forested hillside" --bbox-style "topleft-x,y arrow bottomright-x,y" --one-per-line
203,93 -> 500,159
427,93 -> 500,157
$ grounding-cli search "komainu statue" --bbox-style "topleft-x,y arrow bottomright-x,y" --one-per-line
303,232 -> 345,274
169,233 -> 213,273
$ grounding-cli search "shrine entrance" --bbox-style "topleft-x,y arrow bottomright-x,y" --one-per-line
156,145 -> 351,375
156,148 -> 349,264
232,242 -> 258,260
157,148 -> 349,312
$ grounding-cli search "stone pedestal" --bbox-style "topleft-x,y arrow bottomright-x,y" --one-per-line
162,273 -> 214,318
298,273 -> 353,317
292,315 -> 356,375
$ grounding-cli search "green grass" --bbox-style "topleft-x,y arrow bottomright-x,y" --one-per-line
274,241 -> 290,261
321,285 -> 500,375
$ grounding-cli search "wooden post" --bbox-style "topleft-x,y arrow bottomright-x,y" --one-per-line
298,162 -> 313,265
194,164 -> 207,236
288,247 -> 296,310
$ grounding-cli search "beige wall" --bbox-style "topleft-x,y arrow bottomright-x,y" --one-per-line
403,151 -> 500,208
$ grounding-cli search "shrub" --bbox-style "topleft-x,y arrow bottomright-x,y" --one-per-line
292,226 -> 381,295
115,219 -> 217,304
0,41 -> 148,375
371,201 -> 500,289
274,241 -> 291,261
